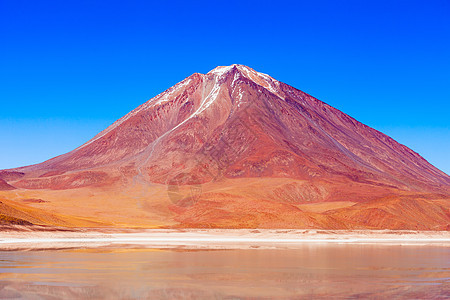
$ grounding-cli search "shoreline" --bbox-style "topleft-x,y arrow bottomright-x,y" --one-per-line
0,228 -> 449,250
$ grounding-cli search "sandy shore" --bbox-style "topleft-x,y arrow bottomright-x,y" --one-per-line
0,227 -> 449,250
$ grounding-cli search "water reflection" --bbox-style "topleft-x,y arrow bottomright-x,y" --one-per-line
0,245 -> 449,299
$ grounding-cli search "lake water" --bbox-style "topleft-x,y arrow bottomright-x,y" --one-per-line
0,245 -> 448,299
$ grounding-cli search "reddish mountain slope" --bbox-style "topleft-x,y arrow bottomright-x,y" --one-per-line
1,65 -> 449,229
0,179 -> 15,191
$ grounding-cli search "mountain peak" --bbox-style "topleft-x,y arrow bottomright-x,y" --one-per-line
206,64 -> 282,99
207,65 -> 236,76
207,64 -> 269,78
207,64 -> 247,73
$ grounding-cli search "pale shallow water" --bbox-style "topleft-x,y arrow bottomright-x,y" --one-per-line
0,245 -> 448,299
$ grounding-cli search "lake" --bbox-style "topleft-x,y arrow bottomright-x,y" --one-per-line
0,244 -> 448,299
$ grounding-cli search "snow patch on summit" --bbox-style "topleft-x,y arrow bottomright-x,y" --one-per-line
208,65 -> 234,77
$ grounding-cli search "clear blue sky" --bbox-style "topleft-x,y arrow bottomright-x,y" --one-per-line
1,0 -> 449,174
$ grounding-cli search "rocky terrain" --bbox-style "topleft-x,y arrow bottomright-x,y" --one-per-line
1,65 -> 449,229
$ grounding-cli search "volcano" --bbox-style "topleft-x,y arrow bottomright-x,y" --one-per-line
1,65 -> 449,229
